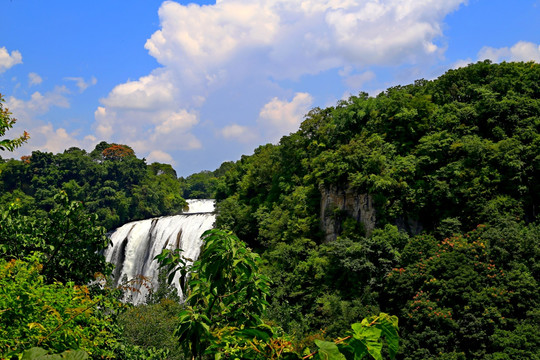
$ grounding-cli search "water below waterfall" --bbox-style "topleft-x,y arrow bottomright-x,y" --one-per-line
104,199 -> 215,304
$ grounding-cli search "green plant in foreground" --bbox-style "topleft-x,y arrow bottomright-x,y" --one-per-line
20,347 -> 88,360
0,257 -> 119,359
308,313 -> 399,360
157,229 -> 399,359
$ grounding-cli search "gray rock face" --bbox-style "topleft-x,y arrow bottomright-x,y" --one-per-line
320,185 -> 376,242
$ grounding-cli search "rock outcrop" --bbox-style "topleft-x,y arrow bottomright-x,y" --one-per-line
320,185 -> 376,242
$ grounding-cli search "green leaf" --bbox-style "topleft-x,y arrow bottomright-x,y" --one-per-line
378,313 -> 399,359
314,340 -> 346,360
348,338 -> 369,360
60,350 -> 89,360
22,347 -> 49,360
21,348 -> 89,360
235,327 -> 272,342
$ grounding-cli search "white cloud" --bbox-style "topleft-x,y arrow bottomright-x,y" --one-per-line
96,0 -> 466,161
7,87 -> 70,120
101,72 -> 176,110
144,0 -> 465,78
31,124 -> 93,154
342,70 -> 376,91
64,76 -> 98,92
220,124 -> 258,143
0,47 -> 22,73
452,41 -> 540,71
94,86 -> 202,158
3,90 -> 100,158
154,109 -> 198,135
147,150 -> 175,164
94,106 -> 114,139
5,123 -> 98,158
258,92 -> 313,142
452,58 -> 473,69
478,41 -> 540,63
28,72 -> 43,86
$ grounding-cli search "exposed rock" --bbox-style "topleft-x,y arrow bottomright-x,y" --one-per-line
393,216 -> 423,235
320,185 -> 376,242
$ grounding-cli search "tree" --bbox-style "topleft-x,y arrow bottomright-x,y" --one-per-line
101,144 -> 136,161
157,229 -> 271,359
0,93 -> 29,151
0,191 -> 112,285
385,224 -> 539,359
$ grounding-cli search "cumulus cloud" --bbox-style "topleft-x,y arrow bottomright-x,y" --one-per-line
28,72 -> 43,86
340,69 -> 376,91
64,76 -> 98,92
478,41 -> 540,63
451,58 -> 473,69
258,92 -> 313,142
453,41 -> 540,70
7,87 -> 70,120
29,124 -> 94,154
146,0 -> 464,77
220,124 -> 258,143
0,47 -> 22,73
147,150 -> 175,164
3,89 -> 99,158
96,0 -> 466,161
94,94 -> 202,156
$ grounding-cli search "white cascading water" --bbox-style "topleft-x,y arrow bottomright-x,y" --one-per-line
104,199 -> 215,304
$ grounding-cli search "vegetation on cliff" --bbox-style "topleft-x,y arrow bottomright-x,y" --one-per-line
213,61 -> 540,359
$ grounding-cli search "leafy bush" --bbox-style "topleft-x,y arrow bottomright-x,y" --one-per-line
0,257 -> 120,359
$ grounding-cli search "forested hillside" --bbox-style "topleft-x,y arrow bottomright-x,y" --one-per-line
1,61 -> 538,359
213,61 -> 540,359
0,142 -> 186,230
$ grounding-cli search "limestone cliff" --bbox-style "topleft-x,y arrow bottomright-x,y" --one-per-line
320,185 -> 376,242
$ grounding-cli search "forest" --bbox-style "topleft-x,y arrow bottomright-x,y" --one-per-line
1,60 -> 539,359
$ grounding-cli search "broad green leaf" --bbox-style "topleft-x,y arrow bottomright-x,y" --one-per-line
235,327 -> 272,342
378,313 -> 399,359
22,347 -> 49,359
348,338 -> 368,360
60,350 -> 89,360
315,340 -> 346,360
21,348 -> 88,360
351,323 -> 383,360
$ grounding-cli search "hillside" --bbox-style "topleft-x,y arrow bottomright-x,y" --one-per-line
213,61 -> 540,359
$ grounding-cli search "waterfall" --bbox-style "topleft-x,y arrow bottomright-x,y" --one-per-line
104,199 -> 215,304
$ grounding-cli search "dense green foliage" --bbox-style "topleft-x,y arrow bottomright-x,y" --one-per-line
168,229 -> 272,358
213,61 -> 540,358
0,257 -> 120,359
21,347 -> 89,360
178,161 -> 234,199
384,223 -> 540,359
0,192 -> 112,284
118,299 -> 184,360
0,188 -> 172,359
0,141 -> 186,230
157,229 -> 400,360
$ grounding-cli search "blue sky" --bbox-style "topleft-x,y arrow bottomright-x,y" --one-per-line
1,0 -> 539,176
